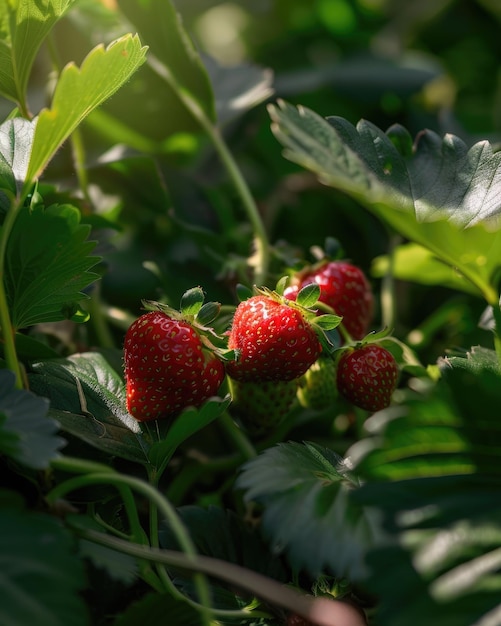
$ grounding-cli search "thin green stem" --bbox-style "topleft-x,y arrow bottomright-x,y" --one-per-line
146,53 -> 271,286
70,126 -> 93,209
380,233 -> 401,331
0,193 -> 25,388
74,527 -> 366,626
46,471 -> 214,623
219,410 -> 257,460
491,298 -> 501,367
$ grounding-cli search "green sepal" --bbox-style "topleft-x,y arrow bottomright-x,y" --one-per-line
196,301 -> 221,327
180,286 -> 205,316
297,283 -> 320,309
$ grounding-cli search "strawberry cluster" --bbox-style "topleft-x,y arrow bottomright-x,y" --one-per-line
122,259 -> 400,429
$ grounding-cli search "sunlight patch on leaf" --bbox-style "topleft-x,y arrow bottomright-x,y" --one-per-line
348,355 -> 501,625
269,101 -> 501,304
0,0 -> 76,107
26,33 -> 147,184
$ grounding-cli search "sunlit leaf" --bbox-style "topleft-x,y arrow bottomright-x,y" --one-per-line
348,350 -> 501,625
371,242 -> 483,296
28,352 -> 150,464
0,0 -> 76,108
26,33 -> 147,184
0,117 -> 35,199
269,101 -> 501,304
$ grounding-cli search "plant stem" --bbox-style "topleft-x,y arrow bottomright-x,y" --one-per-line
75,527 -> 367,626
0,194 -> 24,388
46,471 -> 214,624
380,233 -> 400,331
490,297 -> 501,366
146,53 -> 271,286
219,411 -> 258,460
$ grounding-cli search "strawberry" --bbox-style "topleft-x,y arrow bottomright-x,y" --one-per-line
225,293 -> 322,383
124,309 -> 225,422
297,357 -> 338,411
284,261 -> 373,340
336,343 -> 398,412
229,377 -> 299,435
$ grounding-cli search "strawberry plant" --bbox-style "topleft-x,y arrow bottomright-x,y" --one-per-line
2,1 -> 501,626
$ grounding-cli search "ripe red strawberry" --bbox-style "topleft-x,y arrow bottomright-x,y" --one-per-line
225,294 -> 322,383
229,377 -> 299,435
336,343 -> 398,412
284,261 -> 373,340
124,310 -> 225,422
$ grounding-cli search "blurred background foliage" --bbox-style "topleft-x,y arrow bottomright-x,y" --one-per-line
14,0 -> 501,366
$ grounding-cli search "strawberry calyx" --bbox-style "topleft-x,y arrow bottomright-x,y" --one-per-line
142,288 -> 235,362
253,281 -> 342,352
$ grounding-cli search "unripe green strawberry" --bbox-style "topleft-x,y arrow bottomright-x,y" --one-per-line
336,344 -> 398,412
226,293 -> 322,383
297,357 -> 338,411
229,377 -> 299,435
124,300 -> 225,422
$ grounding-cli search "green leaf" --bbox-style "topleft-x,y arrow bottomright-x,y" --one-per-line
0,117 -> 35,199
0,0 -> 76,108
236,441 -> 380,579
203,55 -> 274,125
296,282 -> 320,308
78,539 -> 138,585
313,313 -> 342,331
348,355 -> 501,625
160,505 -> 288,582
269,101 -> 501,304
5,203 -> 101,329
372,242 -> 483,296
0,369 -> 65,469
26,33 -> 147,184
0,503 -> 89,626
196,301 -> 220,326
147,395 -> 231,469
114,591 -> 201,626
117,0 -> 215,123
28,352 -> 150,464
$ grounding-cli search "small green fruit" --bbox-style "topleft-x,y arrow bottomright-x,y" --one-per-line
229,377 -> 299,436
297,357 -> 338,411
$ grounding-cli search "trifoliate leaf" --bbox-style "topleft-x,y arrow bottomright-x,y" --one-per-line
237,441 -> 380,579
